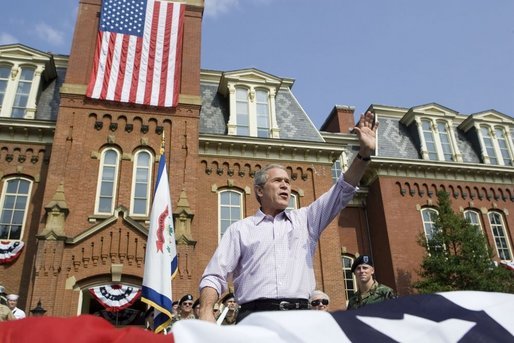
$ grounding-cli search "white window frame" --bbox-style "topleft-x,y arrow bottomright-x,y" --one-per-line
342,255 -> 357,304
227,84 -> 280,139
287,193 -> 298,210
417,118 -> 457,161
421,208 -> 438,241
477,125 -> 514,166
0,63 -> 43,119
218,189 -> 243,241
0,177 -> 32,240
95,148 -> 121,215
130,149 -> 153,217
463,210 -> 484,234
487,211 -> 513,261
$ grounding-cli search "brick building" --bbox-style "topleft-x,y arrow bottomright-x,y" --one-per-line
1,0 -> 512,325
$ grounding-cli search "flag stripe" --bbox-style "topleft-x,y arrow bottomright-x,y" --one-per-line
86,0 -> 184,107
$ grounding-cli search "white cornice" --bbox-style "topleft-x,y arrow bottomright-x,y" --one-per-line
199,134 -> 344,164
366,157 -> 514,185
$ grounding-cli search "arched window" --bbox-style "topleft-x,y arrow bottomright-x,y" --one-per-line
495,127 -> 513,166
342,255 -> 356,303
95,148 -> 120,214
287,193 -> 298,210
480,126 -> 498,165
218,189 -> 243,240
437,121 -> 453,161
487,211 -> 512,260
463,210 -> 484,234
130,150 -> 153,216
421,119 -> 438,160
255,89 -> 270,138
421,208 -> 438,241
0,177 -> 32,240
235,87 -> 250,136
331,157 -> 342,184
0,65 -> 10,108
12,66 -> 35,118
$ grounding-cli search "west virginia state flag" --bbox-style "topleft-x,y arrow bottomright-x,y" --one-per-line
141,153 -> 178,333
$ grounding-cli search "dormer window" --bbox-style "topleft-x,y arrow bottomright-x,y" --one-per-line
0,45 -> 56,120
12,66 -> 35,118
219,69 -> 281,139
233,86 -> 271,137
420,119 -> 455,161
478,125 -> 513,166
400,104 -> 462,162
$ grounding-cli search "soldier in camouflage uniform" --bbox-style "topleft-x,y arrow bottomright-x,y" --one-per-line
347,255 -> 395,310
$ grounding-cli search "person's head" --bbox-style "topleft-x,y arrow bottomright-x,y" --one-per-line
309,290 -> 330,311
221,293 -> 237,311
254,164 -> 290,216
6,294 -> 19,310
172,301 -> 179,315
351,255 -> 375,283
192,299 -> 201,318
179,294 -> 194,315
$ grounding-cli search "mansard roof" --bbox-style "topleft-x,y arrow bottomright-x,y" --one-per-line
199,69 -> 324,143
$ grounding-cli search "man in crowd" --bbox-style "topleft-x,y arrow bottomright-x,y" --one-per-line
198,112 -> 377,322
218,293 -> 238,325
0,287 -> 15,321
347,255 -> 395,310
309,290 -> 330,312
172,294 -> 196,323
6,294 -> 26,319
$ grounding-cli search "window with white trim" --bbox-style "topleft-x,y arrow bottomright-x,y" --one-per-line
0,177 -> 32,240
342,255 -> 357,303
287,193 -> 298,210
130,150 -> 153,216
219,189 -> 243,240
0,65 -> 10,109
464,210 -> 484,234
95,148 -> 120,215
232,86 -> 272,138
331,158 -> 342,184
487,211 -> 512,260
11,66 -> 35,118
421,208 -> 438,241
478,125 -> 514,166
420,119 -> 455,161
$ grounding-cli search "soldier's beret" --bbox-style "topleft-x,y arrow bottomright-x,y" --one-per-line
351,255 -> 373,273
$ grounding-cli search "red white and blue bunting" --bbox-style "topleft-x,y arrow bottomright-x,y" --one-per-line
89,284 -> 141,312
500,260 -> 514,271
0,240 -> 24,264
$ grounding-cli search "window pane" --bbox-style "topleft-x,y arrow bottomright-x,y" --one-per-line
133,199 -> 146,214
481,127 -> 498,164
488,212 -> 512,260
0,178 -> 31,240
437,122 -> 453,161
219,190 -> 243,239
422,120 -> 437,160
495,128 -> 512,166
331,158 -> 342,184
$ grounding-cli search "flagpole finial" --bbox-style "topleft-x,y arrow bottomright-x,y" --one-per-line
160,132 -> 165,156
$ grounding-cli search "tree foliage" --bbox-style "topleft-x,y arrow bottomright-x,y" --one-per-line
414,191 -> 514,294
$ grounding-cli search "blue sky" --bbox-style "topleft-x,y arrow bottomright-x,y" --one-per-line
1,0 -> 513,128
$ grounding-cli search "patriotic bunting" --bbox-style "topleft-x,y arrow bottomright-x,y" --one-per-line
0,240 -> 24,264
89,284 -> 141,312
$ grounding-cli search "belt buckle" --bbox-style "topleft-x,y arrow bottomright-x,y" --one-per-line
279,301 -> 290,310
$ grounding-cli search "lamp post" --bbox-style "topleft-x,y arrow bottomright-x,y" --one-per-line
30,300 -> 47,317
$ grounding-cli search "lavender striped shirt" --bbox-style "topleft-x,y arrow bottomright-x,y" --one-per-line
199,175 -> 357,304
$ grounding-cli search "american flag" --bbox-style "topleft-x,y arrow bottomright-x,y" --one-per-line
86,0 -> 185,107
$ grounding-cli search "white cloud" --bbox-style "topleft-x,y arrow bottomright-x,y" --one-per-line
0,32 -> 18,45
35,23 -> 65,47
204,0 -> 240,17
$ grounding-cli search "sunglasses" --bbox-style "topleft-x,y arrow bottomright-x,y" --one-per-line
182,302 -> 193,306
311,299 -> 329,306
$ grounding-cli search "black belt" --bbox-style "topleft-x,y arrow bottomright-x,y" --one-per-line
240,298 -> 309,312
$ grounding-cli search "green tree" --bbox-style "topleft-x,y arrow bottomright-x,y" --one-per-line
414,191 -> 514,294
